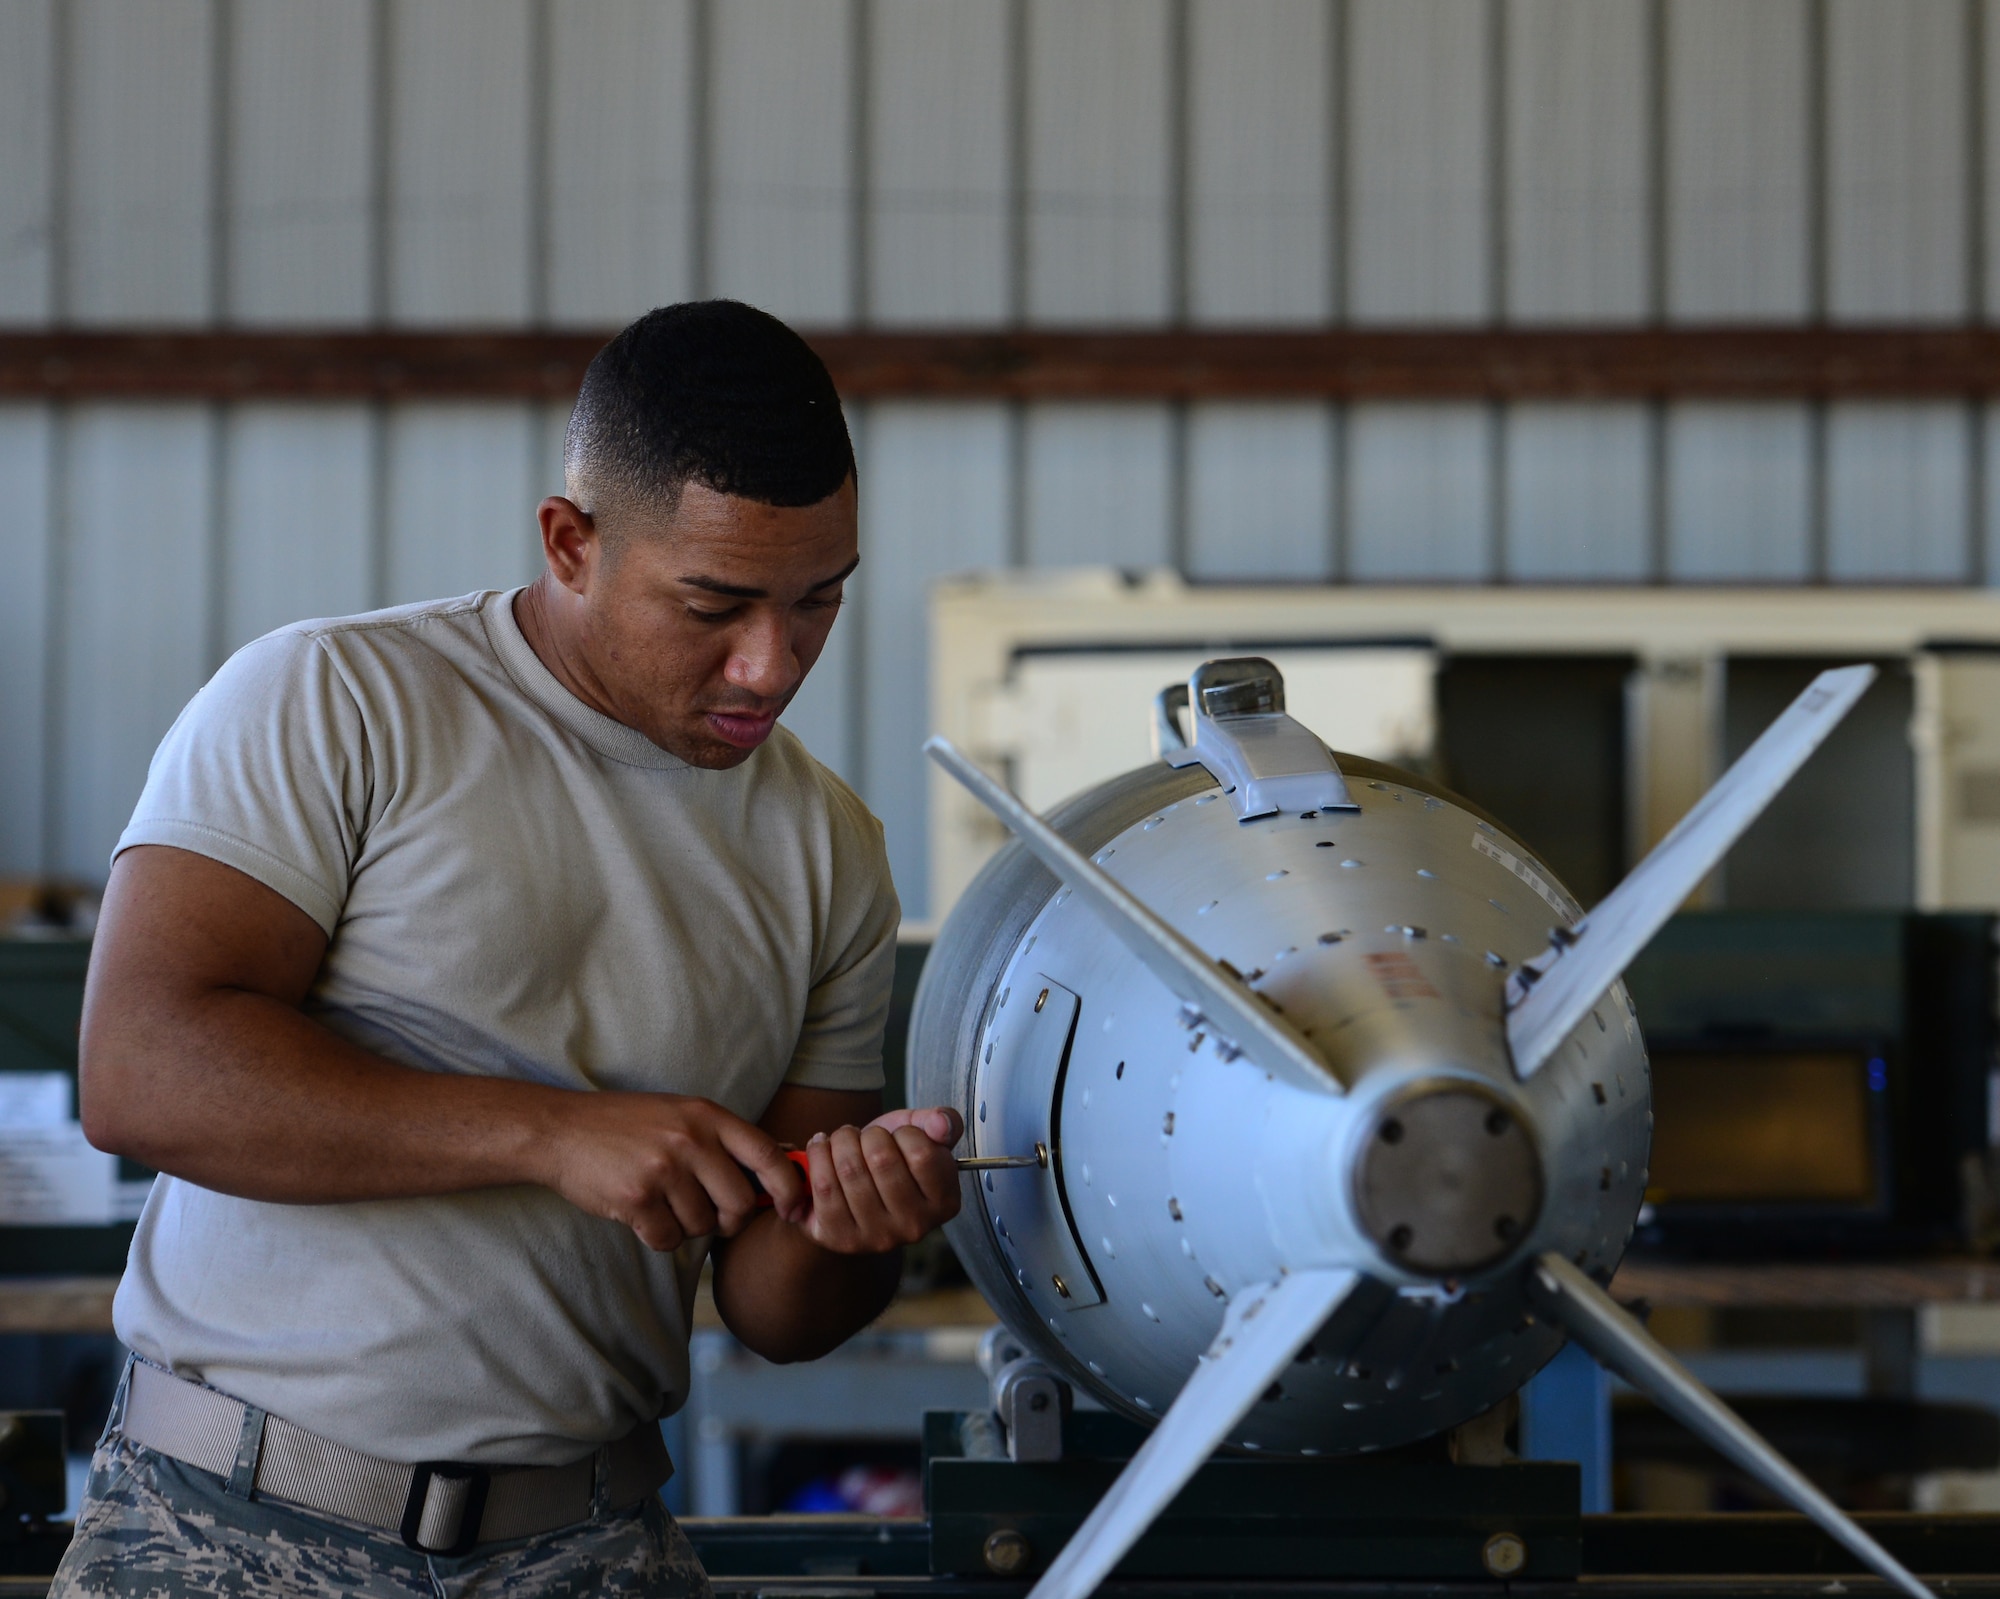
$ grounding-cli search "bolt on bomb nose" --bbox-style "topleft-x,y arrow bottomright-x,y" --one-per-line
1354,1081 -> 1546,1275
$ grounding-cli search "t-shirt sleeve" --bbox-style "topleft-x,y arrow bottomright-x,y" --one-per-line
784,776 -> 901,1094
115,631 -> 369,938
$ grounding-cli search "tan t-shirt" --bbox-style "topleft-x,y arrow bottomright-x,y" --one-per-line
111,589 -> 898,1465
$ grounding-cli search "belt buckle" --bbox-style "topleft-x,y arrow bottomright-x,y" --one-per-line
401,1461 -> 491,1557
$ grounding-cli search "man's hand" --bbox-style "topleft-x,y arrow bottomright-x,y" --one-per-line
710,1088 -> 966,1362
791,1106 -> 964,1253
540,1091 -> 811,1252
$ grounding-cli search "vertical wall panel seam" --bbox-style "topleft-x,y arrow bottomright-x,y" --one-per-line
1005,403 -> 1026,568
1806,0 -> 1827,323
1805,401 -> 1828,583
1327,0 -> 1346,325
1166,0 -> 1190,570
368,1 -> 390,614
1488,0 -> 1507,324
367,404 -> 390,609
1167,0 -> 1190,325
1645,0 -> 1668,583
1645,0 -> 1668,323
1970,0 -> 1987,321
1328,403 -> 1347,581
1806,403 -> 1828,583
526,0 -> 552,325
851,0 -> 872,325
1327,0 -> 1347,581
845,406 -> 868,789
369,0 -> 391,323
1805,0 -> 1828,582
1328,0 -> 1344,583
1967,0 -> 1987,583
1005,0 -> 1028,328
845,0 -> 870,784
210,0 -> 233,323
1969,400 -> 1986,585
206,0 -> 231,681
1004,0 -> 1028,564
39,409 -> 67,873
1488,0 -> 1508,580
1645,400 -> 1667,585
689,0 -> 712,298
48,0 -> 70,323
207,409 -> 229,669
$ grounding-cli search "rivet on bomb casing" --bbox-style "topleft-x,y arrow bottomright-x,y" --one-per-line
984,1529 -> 1033,1576
1052,1274 -> 1071,1298
1034,988 -> 1049,1013
1482,1532 -> 1527,1578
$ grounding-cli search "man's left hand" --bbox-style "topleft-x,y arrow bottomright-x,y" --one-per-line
790,1105 -> 964,1253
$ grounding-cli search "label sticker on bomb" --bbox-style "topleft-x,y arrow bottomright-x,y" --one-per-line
1471,831 -> 1579,923
1365,951 -> 1439,1001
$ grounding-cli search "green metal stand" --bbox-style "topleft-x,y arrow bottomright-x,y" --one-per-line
919,1411 -> 1580,1581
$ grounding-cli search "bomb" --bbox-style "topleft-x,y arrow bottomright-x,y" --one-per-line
910,656 -> 1929,1599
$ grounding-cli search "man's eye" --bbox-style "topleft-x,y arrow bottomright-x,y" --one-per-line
801,595 -> 845,613
687,606 -> 739,623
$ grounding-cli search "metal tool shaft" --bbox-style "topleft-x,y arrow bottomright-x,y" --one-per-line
957,1152 -> 1045,1171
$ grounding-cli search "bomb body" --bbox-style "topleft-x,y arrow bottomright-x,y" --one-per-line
912,757 -> 1650,1454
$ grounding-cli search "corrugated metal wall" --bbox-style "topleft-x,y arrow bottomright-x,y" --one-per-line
0,0 -> 1994,915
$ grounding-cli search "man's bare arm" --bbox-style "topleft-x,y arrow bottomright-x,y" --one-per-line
710,1086 -> 964,1363
81,844 -> 809,1240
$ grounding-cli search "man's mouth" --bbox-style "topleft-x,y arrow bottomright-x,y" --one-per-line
705,708 -> 779,748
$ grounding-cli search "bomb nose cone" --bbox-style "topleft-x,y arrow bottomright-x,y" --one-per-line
1354,1081 -> 1545,1276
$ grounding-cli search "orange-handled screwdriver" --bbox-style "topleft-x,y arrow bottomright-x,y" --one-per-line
747,1144 -> 1046,1208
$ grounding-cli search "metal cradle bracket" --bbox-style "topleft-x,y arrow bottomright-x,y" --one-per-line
1154,658 -> 1358,822
977,1327 -> 1069,1463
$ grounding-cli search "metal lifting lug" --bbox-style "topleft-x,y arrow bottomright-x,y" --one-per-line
1155,658 -> 1358,823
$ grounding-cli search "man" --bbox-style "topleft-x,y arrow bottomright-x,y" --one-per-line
57,301 -> 962,1596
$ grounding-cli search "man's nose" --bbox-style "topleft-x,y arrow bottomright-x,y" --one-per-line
724,617 -> 800,699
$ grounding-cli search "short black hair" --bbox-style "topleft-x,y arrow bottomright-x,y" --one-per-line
564,300 -> 855,525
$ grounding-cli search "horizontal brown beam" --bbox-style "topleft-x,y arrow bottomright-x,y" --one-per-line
3,325 -> 2000,401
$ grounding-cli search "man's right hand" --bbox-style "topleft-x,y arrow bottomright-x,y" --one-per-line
538,1091 -> 809,1250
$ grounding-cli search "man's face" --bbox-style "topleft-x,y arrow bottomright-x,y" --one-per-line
572,478 -> 858,769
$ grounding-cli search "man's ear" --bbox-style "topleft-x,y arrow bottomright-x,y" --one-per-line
537,497 -> 602,594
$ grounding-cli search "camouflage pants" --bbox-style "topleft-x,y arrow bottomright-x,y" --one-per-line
50,1431 -> 712,1599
